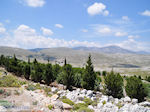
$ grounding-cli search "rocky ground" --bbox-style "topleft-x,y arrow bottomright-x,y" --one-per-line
0,82 -> 150,112
0,68 -> 150,112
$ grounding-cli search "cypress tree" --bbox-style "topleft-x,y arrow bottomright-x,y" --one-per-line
43,63 -> 53,85
82,54 -> 96,90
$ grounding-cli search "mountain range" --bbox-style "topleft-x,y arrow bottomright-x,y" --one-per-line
0,45 -> 150,69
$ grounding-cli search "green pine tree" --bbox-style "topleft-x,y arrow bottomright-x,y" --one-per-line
82,54 -> 96,90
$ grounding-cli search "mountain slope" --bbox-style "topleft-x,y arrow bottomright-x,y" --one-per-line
73,45 -> 136,54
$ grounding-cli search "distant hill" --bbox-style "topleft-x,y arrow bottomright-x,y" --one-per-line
29,48 -> 47,52
73,45 -> 136,54
1,46 -> 150,69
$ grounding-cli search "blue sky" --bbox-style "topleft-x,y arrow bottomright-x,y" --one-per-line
0,0 -> 150,51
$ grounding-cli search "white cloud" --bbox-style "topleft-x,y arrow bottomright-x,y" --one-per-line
87,2 -> 109,16
115,32 -> 127,37
122,16 -> 129,21
55,24 -> 64,28
98,27 -> 111,34
116,38 -> 149,51
141,10 -> 150,16
81,29 -> 88,33
0,23 -> 6,34
41,27 -> 53,36
21,0 -> 45,7
128,35 -> 139,39
0,24 -> 101,49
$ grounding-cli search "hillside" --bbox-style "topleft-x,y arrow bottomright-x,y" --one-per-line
0,46 -> 150,70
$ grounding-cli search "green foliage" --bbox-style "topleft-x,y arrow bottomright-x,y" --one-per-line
60,64 -> 75,90
83,97 -> 93,105
0,100 -> 13,108
82,54 -> 96,90
23,63 -> 31,80
31,62 -> 43,82
48,104 -> 53,110
104,71 -> 123,98
26,84 -> 36,91
102,71 -> 107,76
62,98 -> 75,106
77,107 -> 94,112
125,76 -> 147,102
102,100 -> 106,105
0,89 -> 5,94
146,76 -> 150,82
94,75 -> 102,91
0,75 -> 23,87
73,103 -> 88,110
143,83 -> 150,99
43,63 -> 53,85
53,64 -> 62,80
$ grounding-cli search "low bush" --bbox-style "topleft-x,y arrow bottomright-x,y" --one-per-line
73,103 -> 88,110
0,100 -> 13,108
62,98 -> 74,106
48,104 -> 53,110
83,97 -> 93,105
0,75 -> 24,87
26,84 -> 36,91
77,107 -> 94,112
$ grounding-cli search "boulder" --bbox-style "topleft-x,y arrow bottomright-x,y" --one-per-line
0,106 -> 7,112
108,96 -> 114,102
139,101 -> 150,107
51,94 -> 59,101
132,99 -> 138,105
81,89 -> 87,95
88,105 -> 94,110
86,90 -> 93,98
123,96 -> 131,103
63,103 -> 73,110
51,87 -> 58,93
97,102 -> 103,109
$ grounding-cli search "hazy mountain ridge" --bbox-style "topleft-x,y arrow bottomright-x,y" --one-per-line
73,45 -> 150,54
1,46 -> 150,69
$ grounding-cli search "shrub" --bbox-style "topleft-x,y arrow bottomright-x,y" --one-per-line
102,100 -> 106,105
62,98 -> 75,106
104,71 -> 123,98
32,101 -> 38,105
0,100 -> 13,108
146,76 -> 150,82
48,104 -> 53,110
0,89 -> 5,94
83,97 -> 93,105
102,71 -> 107,76
125,76 -> 147,102
0,75 -> 23,87
73,103 -> 88,110
26,84 -> 36,91
77,107 -> 94,112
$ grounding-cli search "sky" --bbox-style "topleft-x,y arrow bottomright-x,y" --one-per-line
0,0 -> 150,51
